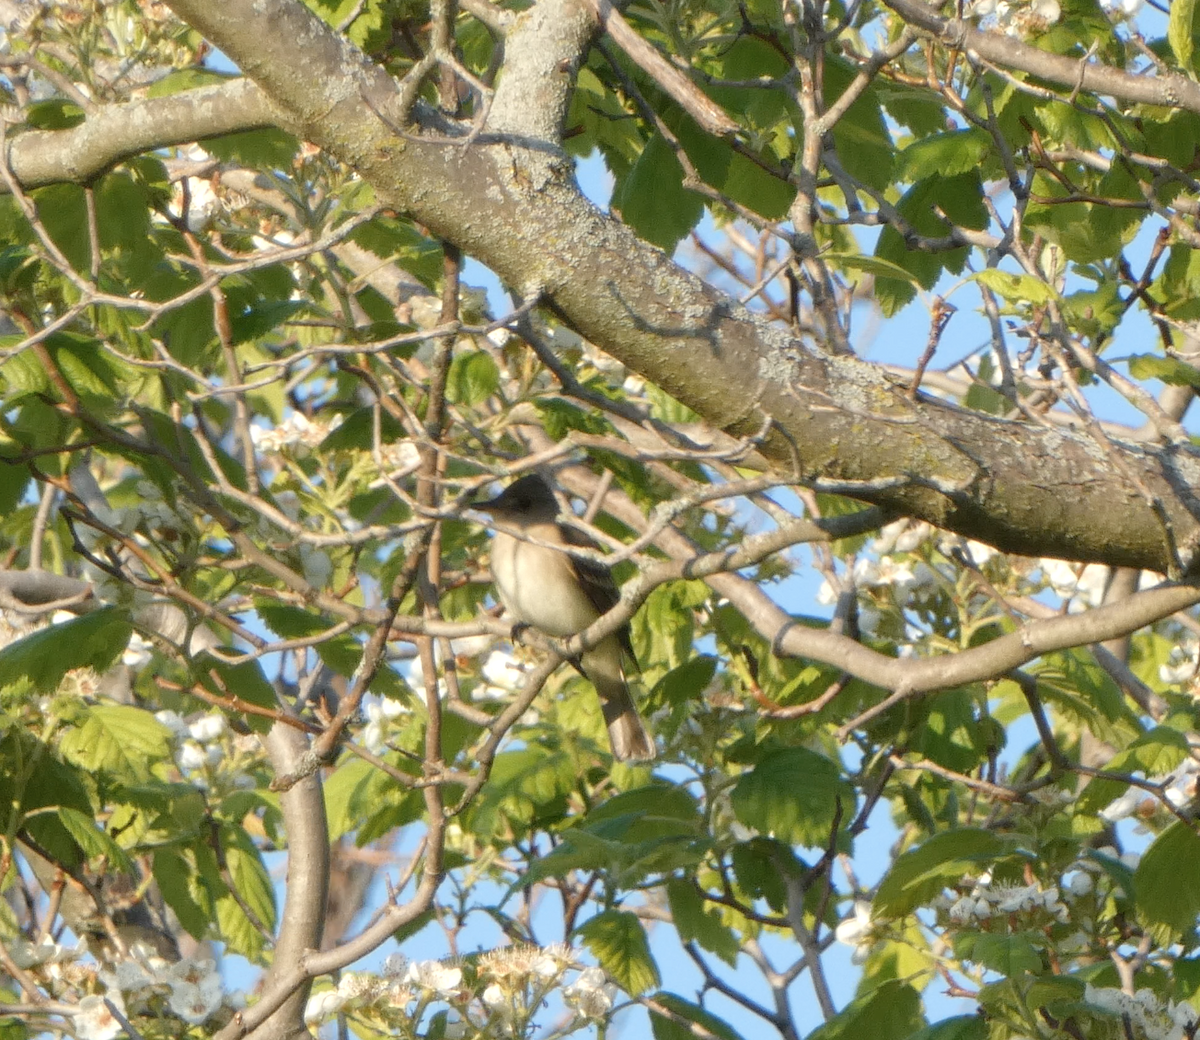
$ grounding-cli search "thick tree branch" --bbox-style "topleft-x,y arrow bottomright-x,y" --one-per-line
251,725 -> 330,1040
12,0 -> 1194,575
3,79 -> 281,190
883,0 -> 1200,115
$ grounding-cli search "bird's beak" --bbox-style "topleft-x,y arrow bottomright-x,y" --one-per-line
469,487 -> 504,513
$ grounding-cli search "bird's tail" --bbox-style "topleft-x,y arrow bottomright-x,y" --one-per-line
583,643 -> 656,762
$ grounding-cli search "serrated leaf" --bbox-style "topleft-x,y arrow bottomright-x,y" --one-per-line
806,980 -> 923,1040
974,268 -> 1058,305
447,350 -> 500,406
899,129 -> 992,182
612,133 -> 704,253
1126,354 -> 1200,389
216,829 -> 276,960
577,910 -> 660,996
56,807 -> 134,874
1170,0 -> 1198,70
874,828 -> 1010,917
59,704 -> 171,780
666,878 -> 740,966
730,747 -> 848,848
1135,821 -> 1200,936
729,837 -> 802,913
824,253 -> 922,284
954,931 -> 1041,975
0,607 -> 132,693
650,993 -> 745,1040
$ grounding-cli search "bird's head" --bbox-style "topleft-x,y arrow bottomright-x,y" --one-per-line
472,473 -> 560,522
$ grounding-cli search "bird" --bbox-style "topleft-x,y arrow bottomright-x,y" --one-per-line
473,473 -> 656,762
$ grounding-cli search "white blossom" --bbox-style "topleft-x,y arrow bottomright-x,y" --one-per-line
363,696 -> 405,753
834,900 -> 875,965
122,632 -> 153,668
9,937 -> 70,969
1040,559 -> 1107,609
177,740 -> 208,771
1065,871 -> 1093,897
304,989 -> 346,1023
563,966 -> 615,1019
188,713 -> 227,743
167,977 -> 223,1024
404,959 -> 463,996
814,578 -> 839,606
73,994 -> 125,1040
1085,984 -> 1200,1040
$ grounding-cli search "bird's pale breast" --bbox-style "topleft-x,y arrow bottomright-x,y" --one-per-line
490,527 -> 600,638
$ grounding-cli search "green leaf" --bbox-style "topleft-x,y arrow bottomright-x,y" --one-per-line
59,704 -> 172,780
1077,727 -> 1189,815
447,351 -> 500,406
0,737 -> 93,870
1170,0 -> 1198,70
577,910 -> 660,996
650,656 -> 718,708
650,993 -> 745,1040
899,129 -> 992,182
903,1016 -> 988,1040
1135,821 -> 1200,936
56,807 -> 134,874
824,253 -> 922,285
1126,354 -> 1200,389
203,128 -> 299,170
953,931 -> 1041,975
147,68 -> 231,96
23,99 -> 86,130
730,747 -> 848,848
973,268 -> 1058,306
612,133 -> 704,253
216,828 -> 276,960
0,607 -> 132,693
805,980 -> 923,1040
519,782 -> 707,889
874,828 -> 1010,917
666,878 -> 741,966
202,660 -> 277,732
729,837 -> 802,913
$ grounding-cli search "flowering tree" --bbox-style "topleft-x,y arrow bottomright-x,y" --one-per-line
4,0 -> 1200,1039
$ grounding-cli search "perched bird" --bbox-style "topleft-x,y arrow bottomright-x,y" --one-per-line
474,473 -> 655,762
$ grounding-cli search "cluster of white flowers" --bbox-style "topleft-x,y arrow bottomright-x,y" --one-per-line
1101,755 -> 1200,824
1086,984 -> 1199,1040
1039,558 -> 1108,610
250,412 -> 343,454
969,0 -> 1061,33
154,709 -> 255,791
362,695 -> 407,753
562,966 -> 616,1019
105,948 -> 226,1027
477,648 -> 526,700
1101,0 -> 1142,17
73,993 -> 127,1040
302,946 -> 613,1034
479,943 -> 576,1023
1159,641 -> 1199,686
933,873 -> 1069,925
28,942 -> 231,1040
8,936 -> 82,970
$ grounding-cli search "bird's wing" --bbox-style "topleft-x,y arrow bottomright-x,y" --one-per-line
559,521 -> 638,668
